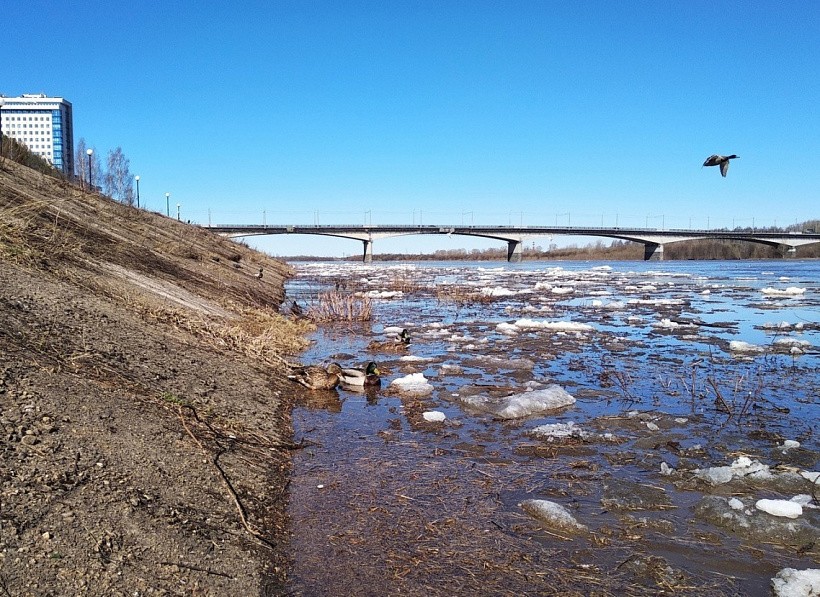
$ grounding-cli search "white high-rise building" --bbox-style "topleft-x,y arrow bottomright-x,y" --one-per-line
0,94 -> 74,176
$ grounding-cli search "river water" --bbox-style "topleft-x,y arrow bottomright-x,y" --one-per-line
282,260 -> 819,596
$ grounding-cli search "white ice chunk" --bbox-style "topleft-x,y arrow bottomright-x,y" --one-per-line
660,462 -> 675,476
460,386 -> 576,420
729,340 -> 765,353
695,456 -> 774,485
399,355 -> 432,362
772,568 -> 820,597
791,495 -> 817,509
511,318 -> 594,332
764,321 -> 792,329
422,411 -> 446,422
697,466 -> 734,485
531,421 -> 587,440
551,286 -> 574,295
390,373 -> 434,396
800,471 -> 820,484
363,290 -> 404,299
774,338 -> 811,348
652,318 -> 693,330
781,440 -> 801,450
480,286 -> 517,297
496,322 -> 519,335
756,499 -> 802,519
519,499 -> 587,532
728,497 -> 745,511
762,287 -> 806,296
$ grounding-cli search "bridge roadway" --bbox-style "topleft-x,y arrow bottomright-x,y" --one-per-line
204,224 -> 820,262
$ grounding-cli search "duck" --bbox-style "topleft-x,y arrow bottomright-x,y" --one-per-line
255,267 -> 264,279
367,329 -> 410,352
287,363 -> 343,390
702,154 -> 738,177
290,300 -> 304,317
339,361 -> 381,387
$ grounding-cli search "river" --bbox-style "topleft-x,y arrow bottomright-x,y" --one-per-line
282,259 -> 819,596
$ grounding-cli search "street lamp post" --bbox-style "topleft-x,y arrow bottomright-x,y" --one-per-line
0,97 -> 5,159
165,193 -> 170,217
134,175 -> 140,208
86,148 -> 94,190
177,204 -> 180,221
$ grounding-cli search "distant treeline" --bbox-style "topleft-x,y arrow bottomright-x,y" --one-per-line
285,222 -> 820,261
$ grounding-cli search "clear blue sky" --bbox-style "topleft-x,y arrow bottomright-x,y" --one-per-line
5,1 -> 819,256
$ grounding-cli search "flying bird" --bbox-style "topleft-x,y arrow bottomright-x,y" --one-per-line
703,154 -> 739,177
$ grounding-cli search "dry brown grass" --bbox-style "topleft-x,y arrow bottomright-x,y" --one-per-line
383,269 -> 427,293
142,305 -> 313,372
307,290 -> 373,322
435,284 -> 497,305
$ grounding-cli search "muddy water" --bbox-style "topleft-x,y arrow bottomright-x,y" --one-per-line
282,260 -> 819,596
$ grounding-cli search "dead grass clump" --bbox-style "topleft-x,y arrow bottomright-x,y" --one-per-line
307,290 -> 372,322
435,285 -> 496,306
143,305 -> 313,371
384,269 -> 426,293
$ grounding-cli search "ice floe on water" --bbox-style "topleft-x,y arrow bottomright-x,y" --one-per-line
422,411 -> 446,422
694,456 -> 775,485
481,286 -> 523,297
756,498 -> 803,519
729,340 -> 765,353
529,421 -> 588,441
390,373 -> 434,396
497,318 -> 594,333
459,385 -> 576,419
652,318 -> 695,330
762,287 -> 807,296
771,568 -> 820,597
361,290 -> 404,299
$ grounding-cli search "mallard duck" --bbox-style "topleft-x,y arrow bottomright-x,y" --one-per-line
702,154 -> 738,177
339,361 -> 381,387
287,363 -> 343,390
367,329 -> 410,353
290,300 -> 304,317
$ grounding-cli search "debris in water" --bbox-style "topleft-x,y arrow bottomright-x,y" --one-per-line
519,499 -> 587,533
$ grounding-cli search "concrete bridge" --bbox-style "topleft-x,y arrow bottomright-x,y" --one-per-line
205,224 -> 820,262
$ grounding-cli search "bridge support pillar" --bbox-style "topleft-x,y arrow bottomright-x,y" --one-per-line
643,242 -> 664,261
507,240 -> 523,262
362,239 -> 373,263
784,246 -> 797,258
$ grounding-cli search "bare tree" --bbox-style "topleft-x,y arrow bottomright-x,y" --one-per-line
103,147 -> 135,205
74,138 -> 87,186
74,138 -> 101,190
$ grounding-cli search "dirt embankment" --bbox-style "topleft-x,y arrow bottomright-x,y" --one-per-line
0,160 -> 309,595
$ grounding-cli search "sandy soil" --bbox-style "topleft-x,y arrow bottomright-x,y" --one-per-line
0,160 -> 304,595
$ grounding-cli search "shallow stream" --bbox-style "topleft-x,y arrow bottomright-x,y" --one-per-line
282,260 -> 819,596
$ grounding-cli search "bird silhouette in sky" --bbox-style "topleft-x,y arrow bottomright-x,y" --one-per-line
703,154 -> 739,177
